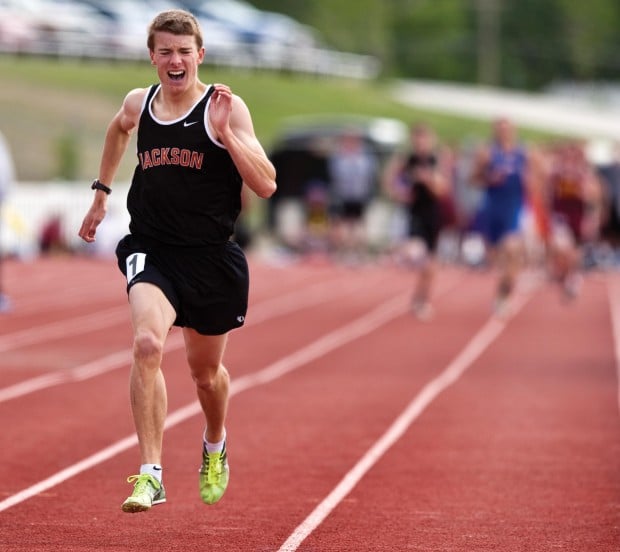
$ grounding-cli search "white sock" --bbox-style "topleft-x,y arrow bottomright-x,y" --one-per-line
203,429 -> 226,454
140,463 -> 163,483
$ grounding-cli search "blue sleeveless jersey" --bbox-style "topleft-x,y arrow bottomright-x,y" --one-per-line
478,145 -> 527,244
483,144 -> 526,211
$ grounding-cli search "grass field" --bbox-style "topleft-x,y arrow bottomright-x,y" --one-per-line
0,54 -> 554,182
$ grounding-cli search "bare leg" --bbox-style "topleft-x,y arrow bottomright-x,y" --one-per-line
186,330 -> 231,505
128,283 -> 177,465
502,235 -> 523,293
0,241 -> 11,312
494,234 -> 524,314
183,329 -> 230,443
414,255 -> 436,305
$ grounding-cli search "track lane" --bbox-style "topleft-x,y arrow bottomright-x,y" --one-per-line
0,288 -> 417,516
0,259 -> 427,502
0,264 -> 484,550
0,260 -> 418,398
291,272 -> 620,551
0,258 -> 617,552
0,258 -> 393,392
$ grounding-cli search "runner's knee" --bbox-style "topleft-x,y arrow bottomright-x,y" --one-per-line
133,329 -> 164,365
191,363 -> 228,393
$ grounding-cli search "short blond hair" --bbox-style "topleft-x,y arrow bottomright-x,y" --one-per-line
147,9 -> 203,51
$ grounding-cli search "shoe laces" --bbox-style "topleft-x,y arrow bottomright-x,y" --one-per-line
205,452 -> 224,484
127,474 -> 159,494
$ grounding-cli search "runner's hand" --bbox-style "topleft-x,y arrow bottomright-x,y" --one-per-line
209,84 -> 233,137
78,201 -> 107,243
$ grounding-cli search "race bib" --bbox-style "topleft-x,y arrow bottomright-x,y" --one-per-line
126,253 -> 146,284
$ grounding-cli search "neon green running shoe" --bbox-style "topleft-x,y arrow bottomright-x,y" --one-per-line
199,441 -> 229,505
121,474 -> 166,513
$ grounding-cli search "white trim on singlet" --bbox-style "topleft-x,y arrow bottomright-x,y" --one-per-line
140,84 -> 227,150
139,87 -> 151,116
204,89 -> 227,150
145,84 -> 210,126
134,88 -> 153,156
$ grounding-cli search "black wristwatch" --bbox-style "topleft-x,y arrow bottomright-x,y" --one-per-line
91,179 -> 112,195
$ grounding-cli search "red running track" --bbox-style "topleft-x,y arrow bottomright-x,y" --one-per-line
0,254 -> 618,551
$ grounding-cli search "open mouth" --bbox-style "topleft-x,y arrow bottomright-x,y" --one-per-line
168,70 -> 185,81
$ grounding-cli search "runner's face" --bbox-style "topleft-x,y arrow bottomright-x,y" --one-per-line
150,31 -> 204,91
494,119 -> 514,146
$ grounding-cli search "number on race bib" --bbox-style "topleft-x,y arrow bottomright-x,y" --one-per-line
126,253 -> 146,283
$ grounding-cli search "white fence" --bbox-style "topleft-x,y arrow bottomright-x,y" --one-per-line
1,182 -> 406,259
0,37 -> 380,80
1,182 -> 131,258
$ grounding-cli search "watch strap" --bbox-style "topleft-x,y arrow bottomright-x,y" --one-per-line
91,179 -> 112,195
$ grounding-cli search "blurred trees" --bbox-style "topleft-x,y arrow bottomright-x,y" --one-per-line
256,0 -> 620,90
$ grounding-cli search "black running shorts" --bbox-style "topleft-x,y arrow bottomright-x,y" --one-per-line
115,234 -> 249,335
408,213 -> 441,253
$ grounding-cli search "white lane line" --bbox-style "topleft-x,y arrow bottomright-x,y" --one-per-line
0,273 -> 370,355
606,276 -> 620,416
0,276 -> 379,402
277,287 -> 534,552
0,306 -> 128,353
4,284 -> 120,317
0,336 -> 183,404
0,292 -> 412,513
1,258 -> 324,317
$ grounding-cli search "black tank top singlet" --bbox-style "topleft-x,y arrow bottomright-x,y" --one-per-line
127,84 -> 242,246
404,152 -> 439,218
